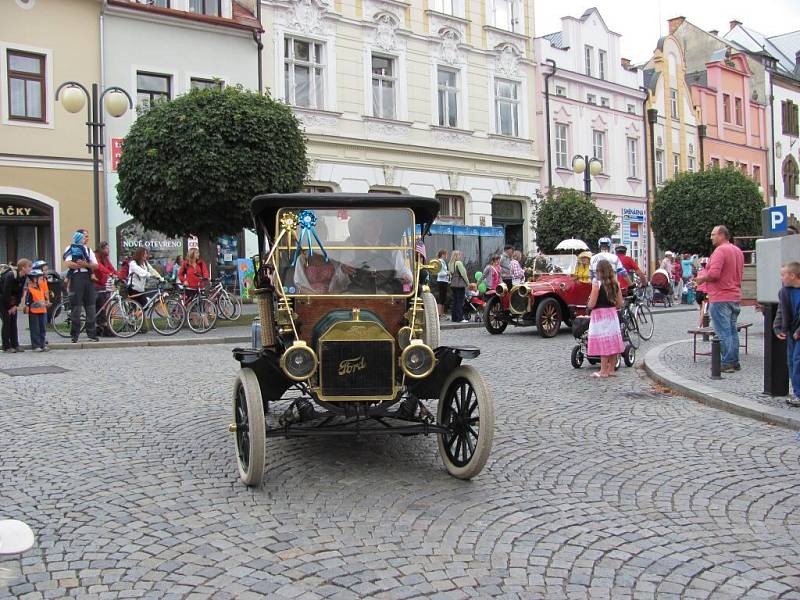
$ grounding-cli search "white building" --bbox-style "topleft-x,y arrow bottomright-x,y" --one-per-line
724,22 -> 800,217
259,0 -> 543,263
101,0 -> 262,282
534,8 -> 648,266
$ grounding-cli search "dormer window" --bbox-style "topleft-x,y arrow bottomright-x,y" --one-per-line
188,0 -> 221,17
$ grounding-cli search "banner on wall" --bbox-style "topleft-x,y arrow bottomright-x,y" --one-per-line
236,258 -> 255,299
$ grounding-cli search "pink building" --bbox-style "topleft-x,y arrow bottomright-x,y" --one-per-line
689,48 -> 768,200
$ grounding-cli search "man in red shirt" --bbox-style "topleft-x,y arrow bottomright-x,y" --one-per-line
694,225 -> 744,372
615,246 -> 644,285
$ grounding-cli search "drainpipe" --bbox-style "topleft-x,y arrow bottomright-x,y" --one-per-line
647,107 -> 659,274
698,124 -> 707,170
639,86 -> 651,271
768,69 -> 777,206
100,5 -> 109,251
542,59 -> 556,190
253,0 -> 264,93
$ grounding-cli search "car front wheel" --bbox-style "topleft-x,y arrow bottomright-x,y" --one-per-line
483,295 -> 508,334
535,297 -> 562,338
232,369 -> 266,487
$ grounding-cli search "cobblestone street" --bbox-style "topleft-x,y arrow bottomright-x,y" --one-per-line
1,309 -> 799,599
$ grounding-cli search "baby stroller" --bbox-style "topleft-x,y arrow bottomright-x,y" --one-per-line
570,313 -> 637,370
649,268 -> 673,307
463,291 -> 485,322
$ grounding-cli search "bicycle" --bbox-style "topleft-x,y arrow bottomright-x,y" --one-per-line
125,280 -> 187,336
206,278 -> 242,320
51,279 -> 143,339
173,278 -> 218,333
623,292 -> 655,342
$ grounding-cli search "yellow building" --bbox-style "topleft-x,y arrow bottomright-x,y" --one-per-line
1,0 -> 102,266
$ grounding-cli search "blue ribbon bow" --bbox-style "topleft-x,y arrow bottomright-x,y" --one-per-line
290,209 -> 329,267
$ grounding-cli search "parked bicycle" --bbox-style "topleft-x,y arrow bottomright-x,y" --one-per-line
205,278 -> 242,321
173,278 -> 218,334
51,278 -> 142,339
126,281 -> 186,336
622,293 -> 655,343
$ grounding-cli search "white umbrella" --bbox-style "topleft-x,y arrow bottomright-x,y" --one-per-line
555,238 -> 589,252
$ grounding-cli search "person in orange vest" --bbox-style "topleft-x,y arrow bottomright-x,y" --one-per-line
23,268 -> 50,352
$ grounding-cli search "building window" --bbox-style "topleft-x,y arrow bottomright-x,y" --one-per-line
783,157 -> 798,198
711,157 -> 720,168
431,0 -> 459,16
739,162 -> 748,176
190,77 -> 222,90
598,50 -> 606,80
672,152 -> 680,176
734,97 -> 743,126
752,164 -> 760,184
586,93 -> 596,105
7,50 -> 46,122
722,94 -> 731,122
584,46 -> 593,77
188,0 -> 221,16
626,137 -> 638,178
600,97 -> 610,108
555,85 -> 566,97
136,71 -> 171,111
782,100 -> 799,136
655,150 -> 664,184
152,0 -> 169,6
670,88 -> 678,118
284,38 -> 324,109
688,156 -> 696,172
437,67 -> 458,128
302,185 -> 335,193
492,0 -> 519,32
555,123 -> 568,169
435,194 -> 465,224
371,54 -> 396,119
592,130 -> 605,167
494,78 -> 519,137
627,104 -> 635,114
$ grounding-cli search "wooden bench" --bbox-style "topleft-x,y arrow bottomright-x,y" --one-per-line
687,322 -> 752,362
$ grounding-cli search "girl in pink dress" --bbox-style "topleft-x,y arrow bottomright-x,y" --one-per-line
587,259 -> 624,377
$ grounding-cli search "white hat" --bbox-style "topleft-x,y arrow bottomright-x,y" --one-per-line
664,251 -> 674,256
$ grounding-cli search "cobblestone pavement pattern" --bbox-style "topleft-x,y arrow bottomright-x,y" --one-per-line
1,309 -> 799,600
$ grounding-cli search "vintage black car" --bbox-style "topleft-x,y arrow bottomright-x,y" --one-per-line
230,193 -> 494,486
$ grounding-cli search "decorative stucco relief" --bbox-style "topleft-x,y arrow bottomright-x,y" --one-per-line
494,44 -> 521,78
285,0 -> 329,34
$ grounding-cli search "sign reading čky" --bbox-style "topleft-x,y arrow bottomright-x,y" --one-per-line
762,206 -> 788,238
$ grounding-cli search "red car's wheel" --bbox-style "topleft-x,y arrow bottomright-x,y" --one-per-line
483,295 -> 508,335
535,297 -> 562,338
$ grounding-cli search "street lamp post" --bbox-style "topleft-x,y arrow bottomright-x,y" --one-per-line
55,82 -> 133,243
571,154 -> 603,198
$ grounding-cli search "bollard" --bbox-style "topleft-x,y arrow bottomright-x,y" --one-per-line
710,336 -> 722,379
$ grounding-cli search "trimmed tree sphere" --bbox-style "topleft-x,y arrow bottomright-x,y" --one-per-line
532,187 -> 617,253
117,86 -> 307,239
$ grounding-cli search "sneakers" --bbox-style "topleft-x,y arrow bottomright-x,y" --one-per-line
71,337 -> 78,343
13,347 -> 24,353
87,337 -> 100,342
3,348 -> 12,353
721,364 -> 736,374
786,396 -> 800,407
33,347 -> 44,353
734,362 -> 741,371
461,319 -> 470,323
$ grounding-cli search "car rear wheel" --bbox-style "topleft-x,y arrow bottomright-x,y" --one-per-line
421,290 -> 440,349
437,365 -> 494,480
535,297 -> 561,338
233,368 -> 265,487
483,295 -> 507,334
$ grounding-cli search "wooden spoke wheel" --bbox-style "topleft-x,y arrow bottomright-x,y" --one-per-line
232,369 -> 266,487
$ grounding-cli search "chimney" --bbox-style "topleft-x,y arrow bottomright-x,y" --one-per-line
621,57 -> 631,70
668,16 -> 685,34
729,19 -> 742,31
709,29 -> 719,36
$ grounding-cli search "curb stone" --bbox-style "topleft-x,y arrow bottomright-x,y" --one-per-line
643,339 -> 800,431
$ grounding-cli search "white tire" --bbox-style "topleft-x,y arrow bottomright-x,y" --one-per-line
232,369 -> 266,487
421,290 -> 441,349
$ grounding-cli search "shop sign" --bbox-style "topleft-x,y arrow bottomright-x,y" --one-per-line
621,208 -> 646,243
117,220 -> 184,275
111,138 -> 124,173
0,205 -> 36,217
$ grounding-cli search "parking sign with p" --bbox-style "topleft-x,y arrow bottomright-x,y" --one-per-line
762,206 -> 788,238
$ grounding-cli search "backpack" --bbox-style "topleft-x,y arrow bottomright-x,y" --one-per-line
0,265 -> 16,298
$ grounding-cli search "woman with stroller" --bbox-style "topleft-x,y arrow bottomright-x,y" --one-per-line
448,250 -> 469,323
587,260 -> 624,378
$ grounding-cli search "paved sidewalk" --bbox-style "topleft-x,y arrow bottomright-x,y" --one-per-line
644,306 -> 800,430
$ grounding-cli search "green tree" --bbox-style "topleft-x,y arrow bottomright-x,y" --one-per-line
531,187 -> 617,253
651,166 -> 763,256
117,85 -> 307,245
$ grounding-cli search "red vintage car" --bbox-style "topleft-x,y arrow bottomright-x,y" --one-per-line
483,254 -> 592,337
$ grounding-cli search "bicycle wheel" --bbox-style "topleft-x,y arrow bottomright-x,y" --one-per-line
187,298 -> 217,334
150,296 -> 186,336
218,293 -> 242,321
108,299 -> 144,338
51,300 -> 74,338
636,303 -> 655,340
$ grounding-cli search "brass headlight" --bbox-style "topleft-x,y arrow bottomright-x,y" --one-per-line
400,340 -> 435,379
495,282 -> 508,297
509,284 -> 530,314
280,341 -> 318,381
398,326 -> 413,350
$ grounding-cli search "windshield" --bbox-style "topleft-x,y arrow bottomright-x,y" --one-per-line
531,254 -> 577,275
275,208 -> 416,296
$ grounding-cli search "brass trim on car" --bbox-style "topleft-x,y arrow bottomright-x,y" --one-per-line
400,340 -> 436,379
280,340 -> 318,381
509,284 -> 531,315
315,320 -> 399,402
